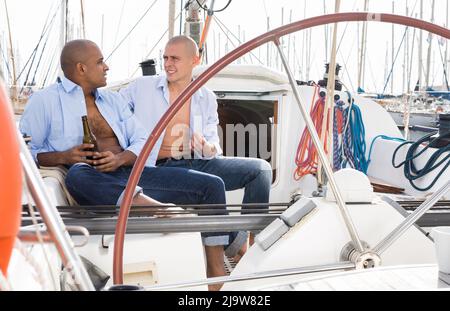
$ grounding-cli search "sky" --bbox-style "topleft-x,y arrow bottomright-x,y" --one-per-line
1,0 -> 449,95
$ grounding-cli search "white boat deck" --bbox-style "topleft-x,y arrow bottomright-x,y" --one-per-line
260,265 -> 450,291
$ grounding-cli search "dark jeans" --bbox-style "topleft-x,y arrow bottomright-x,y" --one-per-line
156,156 -> 272,213
65,163 -> 246,253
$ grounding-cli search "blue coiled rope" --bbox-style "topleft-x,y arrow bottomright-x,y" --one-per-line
333,92 -> 369,173
392,131 -> 450,191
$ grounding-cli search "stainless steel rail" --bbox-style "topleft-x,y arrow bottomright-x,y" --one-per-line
144,261 -> 355,290
34,214 -> 279,235
374,180 -> 450,254
19,135 -> 95,291
275,40 -> 365,254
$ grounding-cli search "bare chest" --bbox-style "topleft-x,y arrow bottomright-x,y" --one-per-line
166,94 -> 191,130
85,98 -> 116,139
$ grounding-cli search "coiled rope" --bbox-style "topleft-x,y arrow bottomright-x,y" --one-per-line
294,89 -> 368,179
392,131 -> 450,191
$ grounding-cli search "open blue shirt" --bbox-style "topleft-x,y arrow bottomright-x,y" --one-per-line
119,74 -> 223,167
20,76 -> 147,162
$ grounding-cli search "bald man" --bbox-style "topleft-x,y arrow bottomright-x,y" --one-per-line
120,35 -> 272,260
20,40 -> 245,289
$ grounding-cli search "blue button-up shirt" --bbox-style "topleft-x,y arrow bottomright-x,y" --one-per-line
119,74 -> 222,167
20,76 -> 147,162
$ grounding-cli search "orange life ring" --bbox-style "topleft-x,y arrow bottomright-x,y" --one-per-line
0,81 -> 22,276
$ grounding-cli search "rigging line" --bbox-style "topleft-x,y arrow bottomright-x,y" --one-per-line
0,47 -> 12,79
105,0 -> 160,61
42,48 -> 59,87
214,16 -> 264,65
437,39 -> 450,91
16,1 -> 61,81
339,26 -> 358,92
381,0 -> 419,95
29,28 -> 53,88
407,27 -> 417,93
335,0 -> 358,53
262,0 -> 268,21
130,11 -> 182,78
381,27 -> 408,95
195,0 -> 232,13
22,8 -> 60,89
112,0 -> 127,49
338,49 -> 355,93
365,55 -> 378,93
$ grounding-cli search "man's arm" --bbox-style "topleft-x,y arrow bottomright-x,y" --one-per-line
118,80 -> 137,112
37,144 -> 97,167
118,94 -> 148,158
201,89 -> 223,158
19,92 -> 50,162
92,150 -> 137,172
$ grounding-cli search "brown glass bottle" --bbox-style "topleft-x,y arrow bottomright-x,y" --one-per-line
81,115 -> 98,160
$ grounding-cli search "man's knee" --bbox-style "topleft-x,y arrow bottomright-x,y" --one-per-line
203,175 -> 226,201
249,158 -> 272,182
65,163 -> 94,188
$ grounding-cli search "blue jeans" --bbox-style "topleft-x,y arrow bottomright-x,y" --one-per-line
65,163 -> 246,254
156,156 -> 272,214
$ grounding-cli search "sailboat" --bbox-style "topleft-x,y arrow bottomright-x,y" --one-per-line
1,0 -> 450,291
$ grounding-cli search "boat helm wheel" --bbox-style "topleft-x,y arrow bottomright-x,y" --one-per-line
113,12 -> 450,284
353,251 -> 382,270
341,240 -> 381,269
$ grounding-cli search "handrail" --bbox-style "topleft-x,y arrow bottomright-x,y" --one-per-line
19,134 -> 95,291
275,40 -> 364,253
113,12 -> 450,284
144,261 -> 355,290
374,180 -> 450,255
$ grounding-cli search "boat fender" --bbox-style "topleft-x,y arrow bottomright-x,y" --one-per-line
325,168 -> 374,203
280,198 -> 316,227
256,198 -> 316,250
0,81 -> 22,276
255,219 -> 289,251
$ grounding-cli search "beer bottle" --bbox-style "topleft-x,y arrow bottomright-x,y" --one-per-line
81,115 -> 98,160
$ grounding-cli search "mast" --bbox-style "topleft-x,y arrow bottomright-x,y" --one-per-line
425,0 -> 435,88
384,42 -> 389,86
417,0 -> 423,91
391,1 -> 394,94
317,0 -> 340,184
266,17 -> 270,67
168,0 -> 176,40
101,14 -> 104,50
80,0 -> 86,38
357,0 -> 369,92
445,0 -> 449,89
402,3 -> 408,94
184,0 -> 207,46
3,0 -> 17,101
60,0 -> 68,51
323,0 -> 328,61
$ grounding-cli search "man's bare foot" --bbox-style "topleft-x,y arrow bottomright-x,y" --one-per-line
232,232 -> 256,263
232,242 -> 247,263
205,246 -> 226,291
208,283 -> 223,291
249,232 -> 255,246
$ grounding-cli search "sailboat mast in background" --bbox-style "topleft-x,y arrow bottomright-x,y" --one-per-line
168,0 -> 176,40
425,0 -> 435,89
357,0 -> 369,93
3,0 -> 17,101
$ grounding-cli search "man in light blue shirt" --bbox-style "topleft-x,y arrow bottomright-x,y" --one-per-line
120,36 -> 272,260
20,40 -> 245,287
